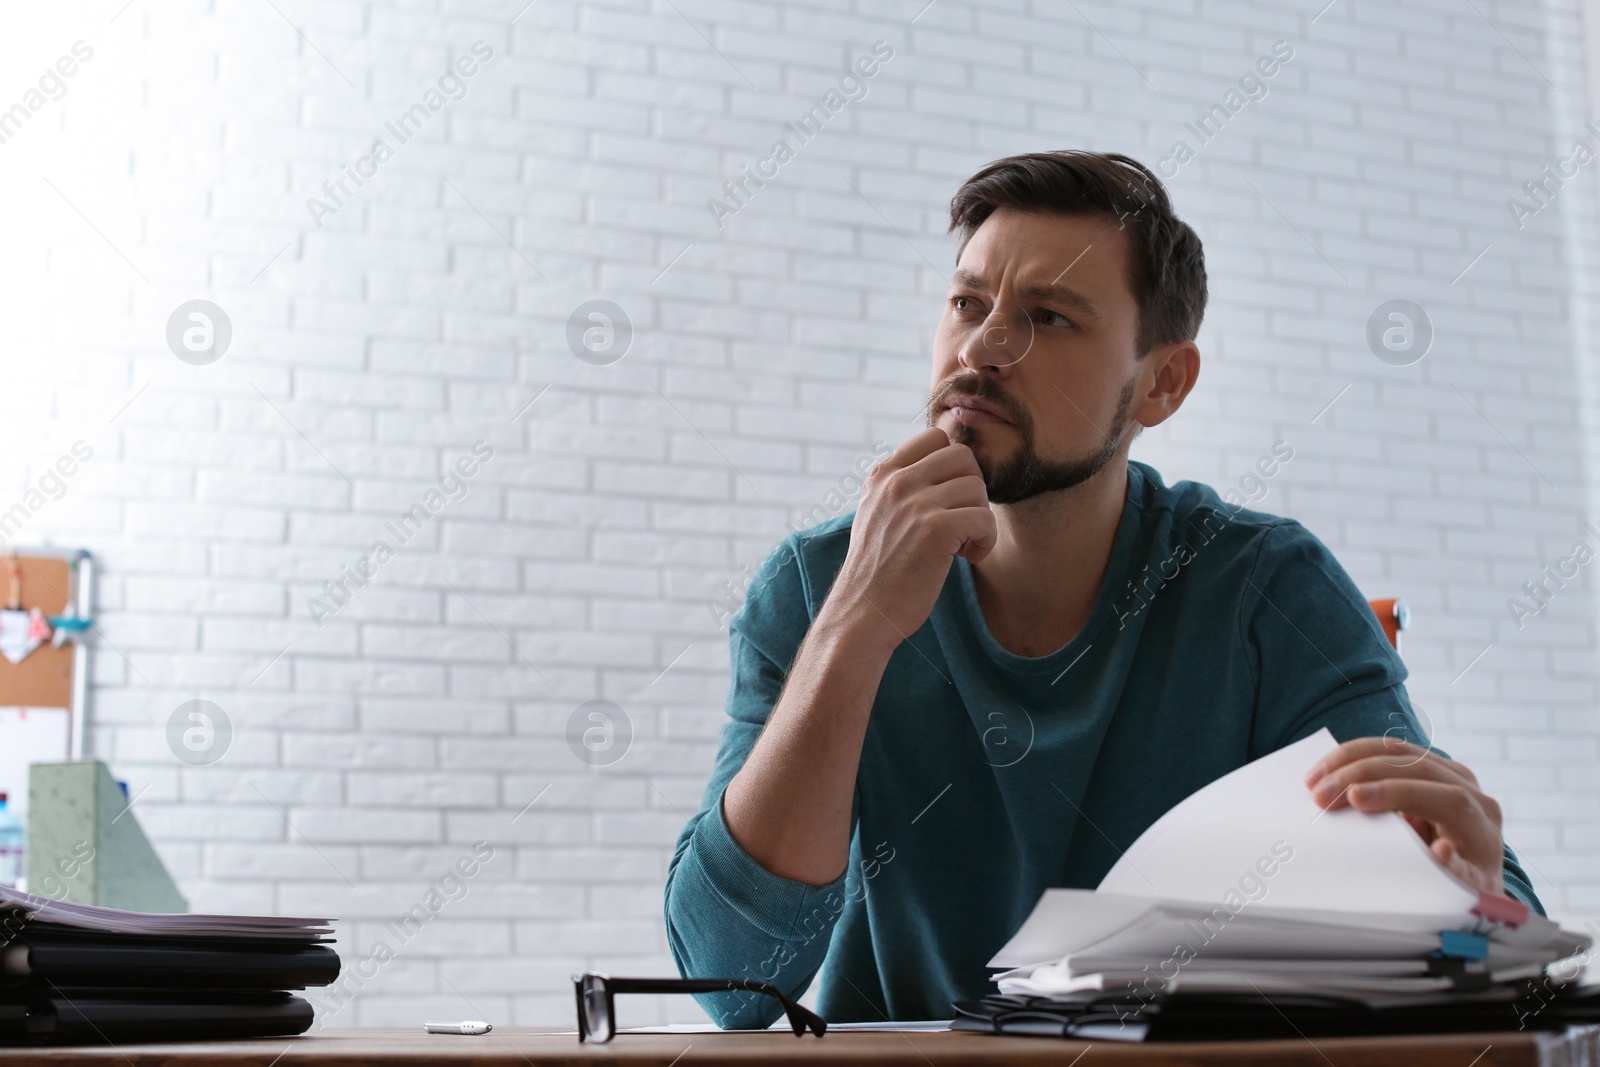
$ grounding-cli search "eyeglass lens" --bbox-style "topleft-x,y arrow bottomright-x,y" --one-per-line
583,978 -> 611,1038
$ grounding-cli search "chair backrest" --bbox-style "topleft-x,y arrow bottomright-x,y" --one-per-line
1368,598 -> 1410,653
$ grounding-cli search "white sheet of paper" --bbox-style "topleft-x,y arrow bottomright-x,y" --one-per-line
988,888 -> 1441,968
0,884 -> 333,939
985,728 -> 1596,972
0,610 -> 42,665
1098,728 -> 1480,916
988,886 -> 1589,971
0,706 -> 71,828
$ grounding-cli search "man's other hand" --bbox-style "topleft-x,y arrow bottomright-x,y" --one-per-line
1304,735 -> 1507,898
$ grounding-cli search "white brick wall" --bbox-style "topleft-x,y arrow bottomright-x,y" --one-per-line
1,0 -> 1597,1025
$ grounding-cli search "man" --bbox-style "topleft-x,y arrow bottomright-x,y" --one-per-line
664,150 -> 1543,1026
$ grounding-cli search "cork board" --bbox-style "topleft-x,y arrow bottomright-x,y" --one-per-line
0,553 -> 74,709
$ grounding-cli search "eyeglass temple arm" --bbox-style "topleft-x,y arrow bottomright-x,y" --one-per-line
604,978 -> 826,1037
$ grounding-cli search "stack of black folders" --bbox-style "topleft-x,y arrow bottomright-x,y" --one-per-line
1,885 -> 339,1045
952,979 -> 1600,1042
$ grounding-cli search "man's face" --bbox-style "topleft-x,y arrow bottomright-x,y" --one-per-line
927,207 -> 1148,505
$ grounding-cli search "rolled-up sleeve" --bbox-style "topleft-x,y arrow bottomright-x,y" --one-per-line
664,535 -> 850,1029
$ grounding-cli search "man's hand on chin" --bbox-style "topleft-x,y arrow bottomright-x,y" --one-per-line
1303,735 -> 1508,899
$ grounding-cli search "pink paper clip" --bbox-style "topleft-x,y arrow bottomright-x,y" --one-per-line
1471,891 -> 1528,929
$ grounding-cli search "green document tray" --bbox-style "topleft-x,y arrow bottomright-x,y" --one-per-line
26,760 -> 186,913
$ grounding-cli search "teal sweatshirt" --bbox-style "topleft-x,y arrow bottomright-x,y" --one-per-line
664,459 -> 1545,1027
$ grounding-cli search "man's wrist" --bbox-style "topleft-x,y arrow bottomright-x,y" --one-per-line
811,598 -> 901,662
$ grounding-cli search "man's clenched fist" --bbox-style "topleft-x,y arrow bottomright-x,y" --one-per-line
820,427 -> 997,652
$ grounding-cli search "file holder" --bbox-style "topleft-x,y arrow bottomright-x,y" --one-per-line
26,760 -> 185,913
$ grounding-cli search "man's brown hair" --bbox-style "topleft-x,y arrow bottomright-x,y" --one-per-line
947,150 -> 1208,356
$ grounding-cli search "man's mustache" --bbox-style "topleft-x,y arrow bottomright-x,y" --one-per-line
924,379 -> 1022,428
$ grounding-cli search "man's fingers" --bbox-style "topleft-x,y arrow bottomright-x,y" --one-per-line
1344,778 -> 1502,866
1304,734 -> 1429,779
924,474 -> 990,512
1310,752 -> 1481,812
1305,735 -> 1476,790
1403,812 -> 1436,843
873,427 -> 954,475
907,439 -> 985,486
1431,835 -> 1503,895
947,506 -> 998,563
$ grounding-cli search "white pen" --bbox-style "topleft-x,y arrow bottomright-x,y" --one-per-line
424,1020 -> 493,1035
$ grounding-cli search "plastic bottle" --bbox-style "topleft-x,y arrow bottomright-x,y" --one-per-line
0,792 -> 23,888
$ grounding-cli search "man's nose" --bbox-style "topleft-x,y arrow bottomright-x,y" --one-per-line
958,301 -> 1032,373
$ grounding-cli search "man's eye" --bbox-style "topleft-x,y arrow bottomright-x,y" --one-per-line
1036,309 -> 1073,328
952,296 -> 980,315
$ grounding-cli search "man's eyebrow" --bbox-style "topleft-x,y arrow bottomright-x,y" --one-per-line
948,267 -> 1100,319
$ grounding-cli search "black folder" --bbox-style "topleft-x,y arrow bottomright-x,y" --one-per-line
0,989 -> 315,1044
951,980 -> 1600,1042
1,928 -> 341,990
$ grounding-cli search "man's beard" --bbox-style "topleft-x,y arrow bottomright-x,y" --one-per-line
928,376 -> 1137,505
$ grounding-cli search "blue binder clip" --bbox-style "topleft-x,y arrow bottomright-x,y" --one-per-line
1435,930 -> 1490,961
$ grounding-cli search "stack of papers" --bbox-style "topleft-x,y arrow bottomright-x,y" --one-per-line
0,886 -> 333,940
990,730 -> 1592,1000
2,887 -> 339,1044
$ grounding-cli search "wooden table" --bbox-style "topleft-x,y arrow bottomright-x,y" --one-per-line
4,1026 -> 1599,1066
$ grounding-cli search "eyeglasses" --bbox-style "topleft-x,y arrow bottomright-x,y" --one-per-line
572,972 -> 828,1042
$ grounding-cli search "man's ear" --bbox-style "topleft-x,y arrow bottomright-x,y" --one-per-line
1133,339 -> 1200,429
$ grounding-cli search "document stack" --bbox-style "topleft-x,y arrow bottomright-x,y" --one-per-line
956,729 -> 1600,1041
1,885 -> 338,1045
